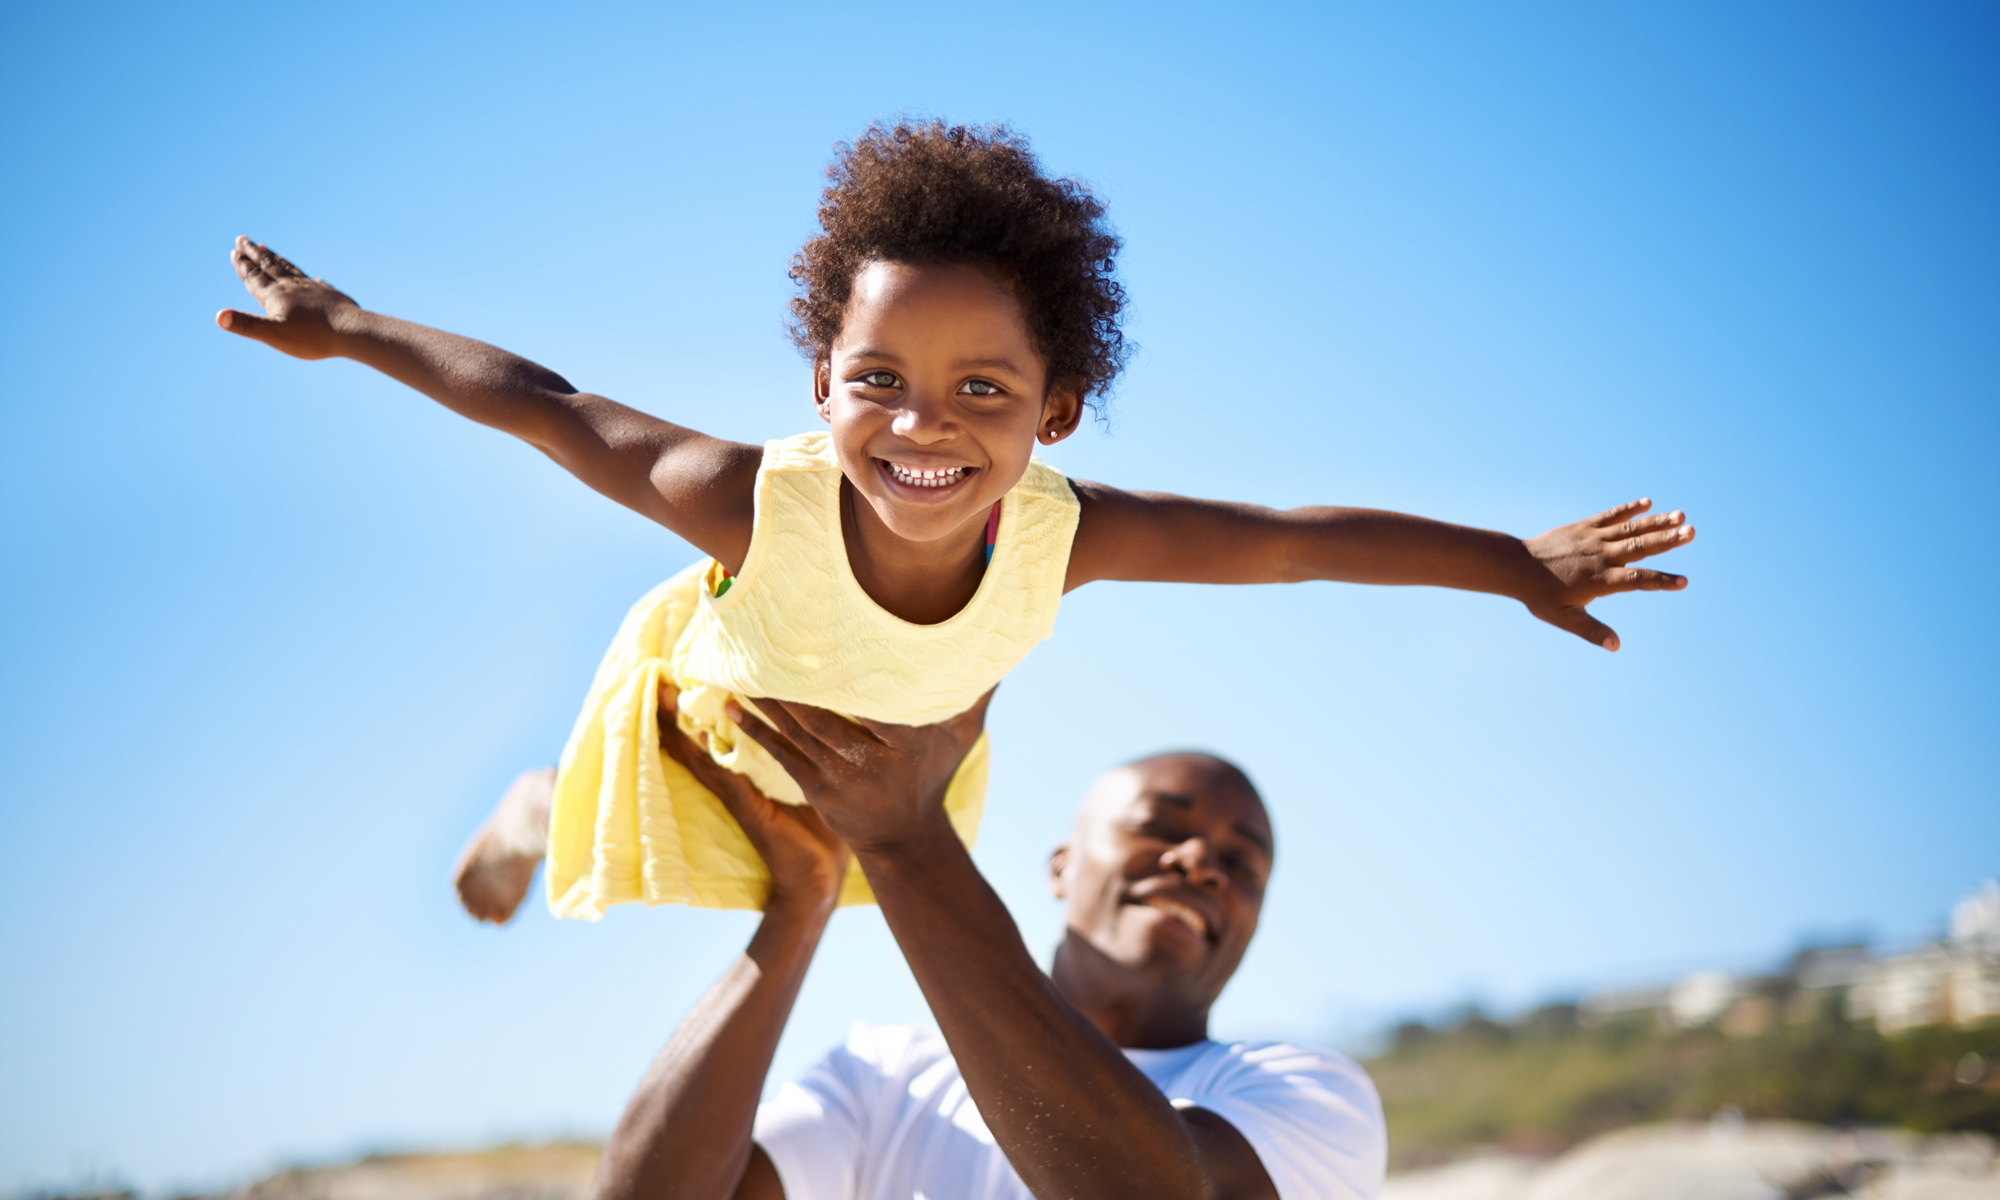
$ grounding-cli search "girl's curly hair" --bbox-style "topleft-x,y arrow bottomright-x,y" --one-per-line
788,121 -> 1130,412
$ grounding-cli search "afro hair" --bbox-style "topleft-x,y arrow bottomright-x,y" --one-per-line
788,120 -> 1131,412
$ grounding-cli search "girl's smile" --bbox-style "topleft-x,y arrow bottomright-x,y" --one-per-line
879,458 -> 976,495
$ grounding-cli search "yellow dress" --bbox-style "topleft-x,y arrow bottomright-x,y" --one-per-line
545,432 -> 1081,918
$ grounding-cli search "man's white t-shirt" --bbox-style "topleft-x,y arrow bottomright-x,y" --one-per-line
753,1023 -> 1386,1200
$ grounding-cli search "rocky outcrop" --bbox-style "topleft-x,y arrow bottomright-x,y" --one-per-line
1382,1122 -> 1999,1199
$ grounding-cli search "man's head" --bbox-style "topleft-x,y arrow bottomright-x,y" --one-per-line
1049,753 -> 1274,1037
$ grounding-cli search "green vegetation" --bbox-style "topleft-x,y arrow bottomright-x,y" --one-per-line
1363,1005 -> 2000,1170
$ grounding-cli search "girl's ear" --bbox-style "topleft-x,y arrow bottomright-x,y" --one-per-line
1048,843 -> 1071,899
1037,384 -> 1086,447
813,360 -> 833,423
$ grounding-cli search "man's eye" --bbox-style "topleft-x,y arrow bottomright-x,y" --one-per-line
859,371 -> 899,388
960,379 -> 1002,397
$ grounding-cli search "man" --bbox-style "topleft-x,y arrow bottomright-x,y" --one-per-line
587,692 -> 1386,1200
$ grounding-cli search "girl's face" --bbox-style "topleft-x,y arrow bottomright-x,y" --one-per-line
818,260 -> 1081,546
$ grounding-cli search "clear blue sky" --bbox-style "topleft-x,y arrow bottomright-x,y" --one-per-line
2,1 -> 1994,1193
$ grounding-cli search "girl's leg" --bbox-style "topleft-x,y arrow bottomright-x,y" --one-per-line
452,767 -> 555,924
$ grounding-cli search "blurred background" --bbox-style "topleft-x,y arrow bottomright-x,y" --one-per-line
2,2 -> 1995,1196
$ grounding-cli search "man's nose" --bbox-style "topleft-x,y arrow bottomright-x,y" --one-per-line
889,387 -> 956,444
1162,837 -> 1223,887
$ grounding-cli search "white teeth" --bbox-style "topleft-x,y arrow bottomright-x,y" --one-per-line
886,462 -> 967,488
1150,899 -> 1208,937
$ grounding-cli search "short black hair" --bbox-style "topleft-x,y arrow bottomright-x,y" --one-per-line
788,120 -> 1131,412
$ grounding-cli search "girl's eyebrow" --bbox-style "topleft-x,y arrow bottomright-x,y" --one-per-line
844,347 -> 904,363
954,356 -> 1026,374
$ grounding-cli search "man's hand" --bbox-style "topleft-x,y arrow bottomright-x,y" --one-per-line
1522,498 -> 1694,651
658,684 -> 850,912
216,236 -> 360,360
722,691 -> 992,854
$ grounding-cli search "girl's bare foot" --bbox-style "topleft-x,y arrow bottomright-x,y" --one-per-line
452,768 -> 555,924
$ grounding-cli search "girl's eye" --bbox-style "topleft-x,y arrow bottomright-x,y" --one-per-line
960,379 -> 1002,397
859,371 -> 899,389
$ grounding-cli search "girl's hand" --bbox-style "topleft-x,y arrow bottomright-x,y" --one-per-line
215,236 -> 360,360
1521,498 -> 1694,651
656,683 -> 851,911
721,691 -> 993,856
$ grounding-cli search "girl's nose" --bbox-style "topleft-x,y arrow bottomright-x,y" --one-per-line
890,389 -> 956,444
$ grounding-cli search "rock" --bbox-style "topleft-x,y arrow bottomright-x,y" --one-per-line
1383,1122 -> 2000,1200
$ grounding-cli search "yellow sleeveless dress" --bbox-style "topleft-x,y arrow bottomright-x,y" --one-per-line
546,432 -> 1081,918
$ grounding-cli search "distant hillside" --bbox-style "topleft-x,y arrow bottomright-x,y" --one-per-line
1366,1005 -> 2000,1171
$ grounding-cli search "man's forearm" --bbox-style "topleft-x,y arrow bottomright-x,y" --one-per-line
592,897 -> 830,1200
856,831 -> 1213,1200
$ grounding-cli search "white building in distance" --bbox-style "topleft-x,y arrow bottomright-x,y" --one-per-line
1579,881 -> 2000,1037
1848,880 -> 2000,1034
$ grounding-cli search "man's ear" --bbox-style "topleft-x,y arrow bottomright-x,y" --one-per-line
1048,842 -> 1071,899
1036,384 -> 1086,447
813,360 -> 833,423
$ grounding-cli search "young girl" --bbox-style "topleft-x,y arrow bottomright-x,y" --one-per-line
218,121 -> 1693,924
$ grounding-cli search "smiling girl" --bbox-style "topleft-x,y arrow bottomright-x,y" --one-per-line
218,121 -> 1694,924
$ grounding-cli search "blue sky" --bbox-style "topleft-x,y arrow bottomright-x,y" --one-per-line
2,1 -> 1995,1192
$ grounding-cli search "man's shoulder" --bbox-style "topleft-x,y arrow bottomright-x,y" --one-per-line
1168,1040 -> 1392,1136
1211,1038 -> 1373,1078
1172,1040 -> 1388,1199
831,1021 -> 953,1079
1158,1036 -> 1360,1075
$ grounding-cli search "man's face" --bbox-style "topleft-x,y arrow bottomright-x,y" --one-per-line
817,260 -> 1079,545
1051,755 -> 1274,1008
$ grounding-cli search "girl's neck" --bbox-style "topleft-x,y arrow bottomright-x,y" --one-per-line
839,479 -> 990,625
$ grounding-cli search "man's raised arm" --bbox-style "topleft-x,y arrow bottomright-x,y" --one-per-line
589,704 -> 850,1200
730,696 -> 1280,1200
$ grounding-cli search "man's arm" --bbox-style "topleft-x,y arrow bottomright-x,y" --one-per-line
729,697 -> 1278,1200
217,238 -> 758,569
1065,480 -> 1694,651
593,898 -> 819,1200
589,702 -> 851,1200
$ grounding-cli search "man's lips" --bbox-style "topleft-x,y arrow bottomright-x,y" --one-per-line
1127,887 -> 1220,943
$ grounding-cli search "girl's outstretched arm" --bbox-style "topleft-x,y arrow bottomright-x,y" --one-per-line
217,238 -> 757,571
1065,483 -> 1694,651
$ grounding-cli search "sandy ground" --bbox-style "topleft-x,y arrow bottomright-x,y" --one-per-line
1383,1122 -> 2000,1200
224,1143 -> 600,1200
184,1123 -> 1999,1200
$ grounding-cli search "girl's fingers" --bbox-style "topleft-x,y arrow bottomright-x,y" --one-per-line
1590,498 -> 1653,528
1534,603 -> 1620,651
1609,525 -> 1695,563
248,240 -> 305,281
216,308 -> 278,340
1605,567 -> 1688,592
231,245 -> 273,286
1613,510 -> 1685,538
